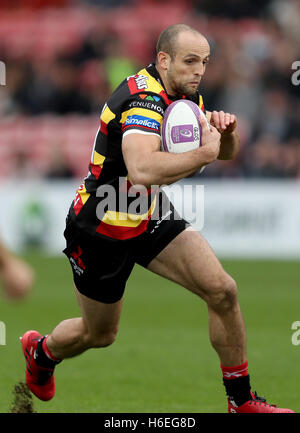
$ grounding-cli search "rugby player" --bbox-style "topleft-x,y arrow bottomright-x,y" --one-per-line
0,239 -> 34,299
21,24 -> 293,413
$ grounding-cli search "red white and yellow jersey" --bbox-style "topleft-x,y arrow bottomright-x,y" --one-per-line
69,63 -> 205,240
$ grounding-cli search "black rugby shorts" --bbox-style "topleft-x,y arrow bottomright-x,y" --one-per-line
63,191 -> 189,303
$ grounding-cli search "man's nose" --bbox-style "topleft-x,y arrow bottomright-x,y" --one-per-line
194,64 -> 204,76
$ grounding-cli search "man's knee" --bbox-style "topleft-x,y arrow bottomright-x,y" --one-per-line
202,273 -> 238,312
88,329 -> 118,349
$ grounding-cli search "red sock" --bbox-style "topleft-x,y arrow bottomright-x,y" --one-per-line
221,361 -> 251,406
42,335 -> 61,363
221,360 -> 249,380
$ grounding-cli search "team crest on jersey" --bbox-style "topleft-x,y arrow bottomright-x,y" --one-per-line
70,246 -> 85,275
134,74 -> 148,90
128,74 -> 149,94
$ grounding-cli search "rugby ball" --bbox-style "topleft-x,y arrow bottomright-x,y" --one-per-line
161,99 -> 210,153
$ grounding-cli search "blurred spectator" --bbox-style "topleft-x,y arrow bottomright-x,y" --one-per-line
245,135 -> 283,177
0,1 -> 299,179
103,36 -> 139,91
75,0 -> 132,8
45,144 -> 76,179
46,58 -> 91,115
194,0 -> 272,19
253,87 -> 292,142
12,149 -> 40,179
281,138 -> 300,178
0,0 -> 68,9
78,59 -> 110,112
71,28 -> 109,65
268,0 -> 300,44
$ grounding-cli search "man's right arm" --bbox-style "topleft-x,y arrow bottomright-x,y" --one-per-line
0,240 -> 34,299
122,116 -> 221,188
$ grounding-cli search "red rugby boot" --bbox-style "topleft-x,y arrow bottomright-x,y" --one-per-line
20,330 -> 55,401
228,391 -> 294,413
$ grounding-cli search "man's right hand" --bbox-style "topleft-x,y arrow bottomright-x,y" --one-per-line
0,253 -> 34,299
198,114 -> 221,164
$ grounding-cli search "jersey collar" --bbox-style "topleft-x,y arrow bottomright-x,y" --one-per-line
146,63 -> 199,105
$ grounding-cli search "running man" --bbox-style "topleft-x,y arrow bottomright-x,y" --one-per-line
21,24 -> 293,413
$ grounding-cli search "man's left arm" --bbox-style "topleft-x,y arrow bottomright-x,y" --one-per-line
206,110 -> 240,160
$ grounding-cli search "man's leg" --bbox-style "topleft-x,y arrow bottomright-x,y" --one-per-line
145,225 -> 251,407
21,213 -> 136,401
46,287 -> 123,359
146,226 -> 246,367
145,226 -> 294,412
21,287 -> 123,401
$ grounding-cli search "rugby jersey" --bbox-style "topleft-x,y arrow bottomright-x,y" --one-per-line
69,63 -> 205,240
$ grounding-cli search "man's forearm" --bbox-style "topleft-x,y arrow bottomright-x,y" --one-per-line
123,121 -> 221,188
218,130 -> 240,160
131,147 -> 210,187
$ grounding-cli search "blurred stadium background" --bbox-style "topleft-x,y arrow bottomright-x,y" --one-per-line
1,0 -> 300,413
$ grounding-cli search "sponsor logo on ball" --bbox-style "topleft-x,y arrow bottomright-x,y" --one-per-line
171,124 -> 194,143
193,126 -> 200,141
180,129 -> 193,138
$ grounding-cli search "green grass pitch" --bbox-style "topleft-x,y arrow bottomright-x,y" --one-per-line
1,253 -> 299,413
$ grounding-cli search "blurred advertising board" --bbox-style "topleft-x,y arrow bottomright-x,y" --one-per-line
0,180 -> 299,259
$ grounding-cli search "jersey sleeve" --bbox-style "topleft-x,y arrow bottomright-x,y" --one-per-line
120,93 -> 164,138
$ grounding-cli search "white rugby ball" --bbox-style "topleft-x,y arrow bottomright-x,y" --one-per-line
161,99 -> 210,154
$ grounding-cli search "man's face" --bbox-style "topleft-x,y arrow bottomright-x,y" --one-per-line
165,32 -> 210,97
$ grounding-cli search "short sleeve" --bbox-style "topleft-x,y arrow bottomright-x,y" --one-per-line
120,93 -> 165,138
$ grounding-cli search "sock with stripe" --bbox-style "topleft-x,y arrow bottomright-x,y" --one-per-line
34,336 -> 62,369
221,360 -> 251,407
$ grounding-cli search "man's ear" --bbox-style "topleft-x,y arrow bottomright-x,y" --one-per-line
157,51 -> 171,71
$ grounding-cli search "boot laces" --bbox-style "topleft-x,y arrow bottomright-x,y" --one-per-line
250,391 -> 277,407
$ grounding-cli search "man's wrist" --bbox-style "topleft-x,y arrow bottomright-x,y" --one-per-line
221,129 -> 236,137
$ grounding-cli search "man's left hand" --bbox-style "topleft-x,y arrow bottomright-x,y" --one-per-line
210,110 -> 237,134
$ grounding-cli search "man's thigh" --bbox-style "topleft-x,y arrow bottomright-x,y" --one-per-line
146,227 -> 229,301
63,218 -> 135,304
75,287 -> 123,338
